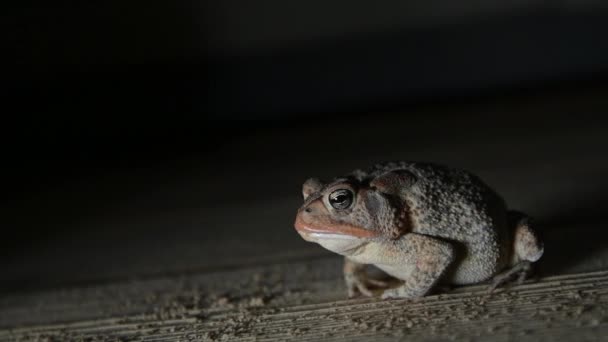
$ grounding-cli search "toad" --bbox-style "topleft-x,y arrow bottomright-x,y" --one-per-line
294,161 -> 543,299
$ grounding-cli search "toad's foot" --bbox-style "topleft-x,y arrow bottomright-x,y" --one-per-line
488,261 -> 532,293
344,258 -> 388,298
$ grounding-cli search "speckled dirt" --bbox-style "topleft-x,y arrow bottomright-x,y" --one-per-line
1,257 -> 607,341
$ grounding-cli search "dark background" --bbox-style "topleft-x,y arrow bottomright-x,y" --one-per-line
3,1 -> 608,293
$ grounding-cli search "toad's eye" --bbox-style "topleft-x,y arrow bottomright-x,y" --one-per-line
329,189 -> 354,210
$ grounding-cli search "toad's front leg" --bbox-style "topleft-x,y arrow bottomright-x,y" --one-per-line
378,234 -> 455,299
343,258 -> 389,298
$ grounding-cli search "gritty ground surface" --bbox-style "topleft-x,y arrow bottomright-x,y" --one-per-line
1,258 -> 607,341
2,86 -> 608,340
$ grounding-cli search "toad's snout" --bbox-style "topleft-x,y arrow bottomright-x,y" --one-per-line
294,200 -> 325,237
294,200 -> 378,239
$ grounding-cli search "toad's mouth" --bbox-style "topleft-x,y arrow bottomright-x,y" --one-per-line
294,215 -> 378,239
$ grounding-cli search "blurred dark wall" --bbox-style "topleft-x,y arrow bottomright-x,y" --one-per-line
6,1 -> 608,120
4,1 -> 608,187
4,1 -> 608,171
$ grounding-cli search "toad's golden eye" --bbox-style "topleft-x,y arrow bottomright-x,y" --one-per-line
329,189 -> 354,210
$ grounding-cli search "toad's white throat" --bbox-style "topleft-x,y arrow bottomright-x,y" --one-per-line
308,232 -> 359,240
307,232 -> 366,255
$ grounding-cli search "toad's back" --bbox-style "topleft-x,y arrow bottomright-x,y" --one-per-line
359,161 -> 511,284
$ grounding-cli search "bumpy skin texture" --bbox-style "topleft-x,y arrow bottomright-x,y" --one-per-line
294,161 -> 544,299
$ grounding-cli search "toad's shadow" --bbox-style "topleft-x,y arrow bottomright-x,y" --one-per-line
533,193 -> 608,277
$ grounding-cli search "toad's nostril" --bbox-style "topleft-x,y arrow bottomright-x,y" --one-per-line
304,207 -> 312,213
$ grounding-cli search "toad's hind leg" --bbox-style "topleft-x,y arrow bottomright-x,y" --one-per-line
489,211 -> 544,292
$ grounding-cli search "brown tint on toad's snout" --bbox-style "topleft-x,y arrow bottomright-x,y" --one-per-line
294,193 -> 378,239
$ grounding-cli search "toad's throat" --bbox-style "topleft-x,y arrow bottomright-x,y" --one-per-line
294,216 -> 378,239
